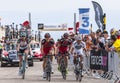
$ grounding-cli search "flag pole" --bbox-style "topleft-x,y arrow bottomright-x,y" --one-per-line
103,13 -> 106,31
74,13 -> 77,35
29,12 -> 31,28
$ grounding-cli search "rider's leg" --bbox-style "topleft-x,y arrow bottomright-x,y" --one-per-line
24,49 -> 29,67
18,55 -> 22,75
43,57 -> 47,72
80,55 -> 83,69
64,56 -> 68,68
73,55 -> 77,65
57,55 -> 62,70
43,56 -> 47,78
18,53 -> 22,68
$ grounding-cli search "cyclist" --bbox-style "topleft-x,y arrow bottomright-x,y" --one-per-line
41,33 -> 55,78
70,35 -> 86,75
56,33 -> 72,73
17,31 -> 29,75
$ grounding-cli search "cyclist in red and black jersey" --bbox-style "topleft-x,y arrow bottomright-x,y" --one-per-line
41,33 -> 55,78
56,33 -> 72,72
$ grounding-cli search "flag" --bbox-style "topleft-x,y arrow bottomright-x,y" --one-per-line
23,21 -> 29,26
79,8 -> 90,34
23,20 -> 31,29
92,1 -> 104,31
75,22 -> 79,34
68,27 -> 73,30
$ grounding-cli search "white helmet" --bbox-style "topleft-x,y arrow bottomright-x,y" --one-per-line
75,35 -> 82,41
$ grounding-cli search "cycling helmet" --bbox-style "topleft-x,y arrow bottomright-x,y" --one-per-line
75,35 -> 82,41
63,33 -> 69,38
110,28 -> 116,35
20,31 -> 26,37
44,33 -> 50,38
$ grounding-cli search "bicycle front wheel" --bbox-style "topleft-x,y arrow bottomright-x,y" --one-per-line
78,70 -> 82,82
62,71 -> 66,80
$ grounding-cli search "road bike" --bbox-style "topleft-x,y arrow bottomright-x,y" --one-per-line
74,54 -> 83,82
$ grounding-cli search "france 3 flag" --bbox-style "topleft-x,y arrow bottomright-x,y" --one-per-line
79,8 -> 90,34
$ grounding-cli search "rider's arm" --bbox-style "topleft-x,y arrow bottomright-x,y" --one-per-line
70,45 -> 74,55
55,42 -> 60,55
52,45 -> 56,55
41,43 -> 44,55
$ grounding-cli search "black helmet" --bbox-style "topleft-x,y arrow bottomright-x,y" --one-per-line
20,31 -> 26,37
63,33 -> 69,38
44,33 -> 51,38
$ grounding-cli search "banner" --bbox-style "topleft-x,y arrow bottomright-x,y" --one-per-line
92,1 -> 104,31
90,49 -> 108,71
79,8 -> 90,34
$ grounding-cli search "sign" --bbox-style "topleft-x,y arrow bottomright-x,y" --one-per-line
92,1 -> 104,31
38,23 -> 44,30
90,49 -> 108,71
40,24 -> 67,31
79,8 -> 90,34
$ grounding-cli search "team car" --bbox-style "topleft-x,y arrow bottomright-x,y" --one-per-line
1,43 -> 34,67
31,43 -> 43,61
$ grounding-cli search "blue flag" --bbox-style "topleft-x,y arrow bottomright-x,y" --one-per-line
79,8 -> 90,34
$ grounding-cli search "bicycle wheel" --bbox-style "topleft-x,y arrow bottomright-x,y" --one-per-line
78,69 -> 82,82
48,72 -> 51,82
22,56 -> 26,79
22,69 -> 25,79
75,73 -> 79,81
46,72 -> 51,81
62,71 -> 66,80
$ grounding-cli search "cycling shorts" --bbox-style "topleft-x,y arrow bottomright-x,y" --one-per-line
18,48 -> 27,56
74,48 -> 84,56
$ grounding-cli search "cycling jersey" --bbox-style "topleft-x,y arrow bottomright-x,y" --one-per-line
73,41 -> 86,56
41,38 -> 54,55
57,38 -> 72,53
17,39 -> 28,52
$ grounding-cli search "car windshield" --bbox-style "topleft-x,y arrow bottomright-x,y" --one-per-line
10,44 -> 16,50
31,43 -> 40,49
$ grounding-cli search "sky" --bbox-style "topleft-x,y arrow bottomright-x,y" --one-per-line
0,0 -> 120,40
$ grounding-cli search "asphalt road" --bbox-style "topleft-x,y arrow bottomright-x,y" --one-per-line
0,59 -> 117,83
